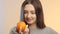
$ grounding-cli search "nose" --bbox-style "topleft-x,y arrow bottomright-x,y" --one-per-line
27,13 -> 31,18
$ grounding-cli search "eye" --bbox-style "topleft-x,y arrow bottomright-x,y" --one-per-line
24,10 -> 28,14
31,11 -> 35,14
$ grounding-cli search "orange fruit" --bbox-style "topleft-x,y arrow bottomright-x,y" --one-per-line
16,21 -> 26,32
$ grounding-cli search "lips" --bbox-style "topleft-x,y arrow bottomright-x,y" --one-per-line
26,18 -> 32,22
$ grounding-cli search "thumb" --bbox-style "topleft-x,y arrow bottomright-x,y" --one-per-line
20,27 -> 22,32
19,27 -> 23,34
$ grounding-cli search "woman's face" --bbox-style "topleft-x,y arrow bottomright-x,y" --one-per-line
24,4 -> 36,25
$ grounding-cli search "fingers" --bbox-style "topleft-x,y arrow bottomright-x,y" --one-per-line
19,27 -> 23,34
20,27 -> 22,32
24,25 -> 29,32
19,25 -> 29,34
24,25 -> 29,34
26,25 -> 28,28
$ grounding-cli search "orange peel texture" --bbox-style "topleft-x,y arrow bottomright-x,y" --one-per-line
16,21 -> 26,32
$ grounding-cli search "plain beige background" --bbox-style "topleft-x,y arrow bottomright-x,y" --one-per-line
3,0 -> 60,34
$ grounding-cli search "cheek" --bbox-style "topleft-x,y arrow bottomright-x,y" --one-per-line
32,15 -> 36,20
24,14 -> 36,20
24,14 -> 27,18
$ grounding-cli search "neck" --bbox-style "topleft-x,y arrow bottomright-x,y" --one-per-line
29,23 -> 37,29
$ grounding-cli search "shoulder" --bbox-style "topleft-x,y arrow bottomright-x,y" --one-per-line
9,27 -> 19,34
42,27 -> 58,34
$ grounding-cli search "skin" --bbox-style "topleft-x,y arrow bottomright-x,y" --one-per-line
24,4 -> 37,29
19,4 -> 37,34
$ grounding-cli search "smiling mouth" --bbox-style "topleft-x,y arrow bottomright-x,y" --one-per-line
26,19 -> 32,22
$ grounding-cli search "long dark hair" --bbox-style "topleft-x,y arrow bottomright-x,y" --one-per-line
20,0 -> 46,29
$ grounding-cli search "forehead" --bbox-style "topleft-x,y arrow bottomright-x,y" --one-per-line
24,4 -> 35,11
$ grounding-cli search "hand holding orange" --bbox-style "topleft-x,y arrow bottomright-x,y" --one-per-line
16,21 -> 26,32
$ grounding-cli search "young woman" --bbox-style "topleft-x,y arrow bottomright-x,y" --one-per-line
10,0 -> 58,34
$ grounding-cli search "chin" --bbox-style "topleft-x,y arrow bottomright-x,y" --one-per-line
27,21 -> 34,24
